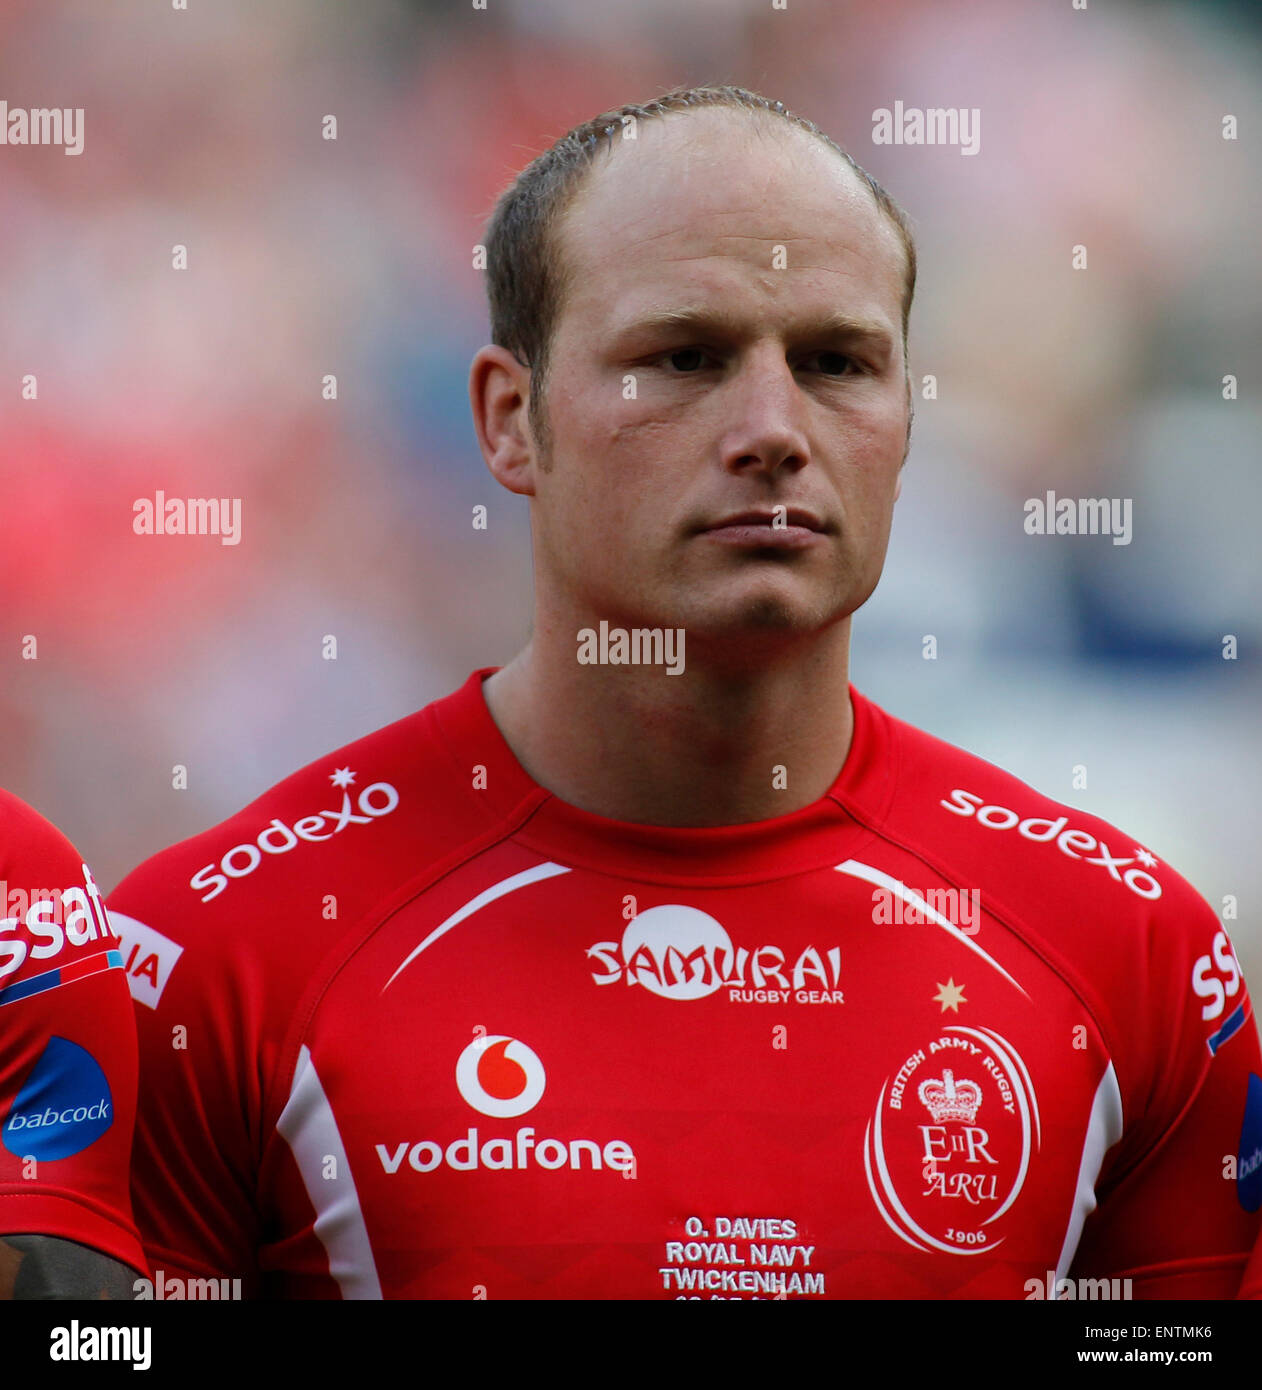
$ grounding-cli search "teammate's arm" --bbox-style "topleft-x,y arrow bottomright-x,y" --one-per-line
0,1234 -> 136,1300
0,792 -> 147,1296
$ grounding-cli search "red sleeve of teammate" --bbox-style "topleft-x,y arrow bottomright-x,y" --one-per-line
0,791 -> 146,1275
1070,883 -> 1262,1298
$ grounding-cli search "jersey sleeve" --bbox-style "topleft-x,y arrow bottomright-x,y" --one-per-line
1068,882 -> 1262,1299
0,791 -> 146,1276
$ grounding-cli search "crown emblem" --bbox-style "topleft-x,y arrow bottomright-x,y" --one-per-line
917,1069 -> 983,1124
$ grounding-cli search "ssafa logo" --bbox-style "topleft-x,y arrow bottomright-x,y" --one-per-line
0,862 -> 115,985
587,905 -> 843,1004
864,1026 -> 1040,1256
188,768 -> 399,902
1192,929 -> 1247,1055
374,1034 -> 636,1177
455,1035 -> 546,1118
2,1037 -> 113,1160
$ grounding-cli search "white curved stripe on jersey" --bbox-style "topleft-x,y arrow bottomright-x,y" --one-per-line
383,861 -> 572,991
1054,1061 -> 1124,1282
276,1044 -> 382,1299
834,859 -> 1029,998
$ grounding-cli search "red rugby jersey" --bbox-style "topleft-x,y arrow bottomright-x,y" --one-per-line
107,670 -> 1262,1299
0,790 -> 145,1275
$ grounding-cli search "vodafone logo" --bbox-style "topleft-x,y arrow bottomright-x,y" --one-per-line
455,1035 -> 545,1118
376,1035 -> 636,1177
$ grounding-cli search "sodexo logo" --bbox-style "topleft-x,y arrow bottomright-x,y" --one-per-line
2,1036 -> 113,1160
455,1035 -> 546,1118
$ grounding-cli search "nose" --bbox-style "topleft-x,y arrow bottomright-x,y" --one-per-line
717,345 -> 811,477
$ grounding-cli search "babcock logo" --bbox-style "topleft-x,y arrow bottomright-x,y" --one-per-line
455,1036 -> 545,1118
1238,1073 -> 1262,1214
2,1037 -> 113,1160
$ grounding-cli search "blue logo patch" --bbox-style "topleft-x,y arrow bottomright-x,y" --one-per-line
1238,1072 -> 1262,1213
1,1036 -> 114,1161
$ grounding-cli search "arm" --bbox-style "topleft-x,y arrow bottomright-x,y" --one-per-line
0,793 -> 147,1285
107,905 -> 263,1294
1069,912 -> 1262,1298
0,1234 -> 137,1300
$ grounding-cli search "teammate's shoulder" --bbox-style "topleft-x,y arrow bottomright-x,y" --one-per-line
0,787 -> 85,881
853,688 -> 1199,922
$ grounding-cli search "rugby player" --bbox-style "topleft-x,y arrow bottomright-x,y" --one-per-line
108,85 -> 1262,1299
1,790 -> 144,1298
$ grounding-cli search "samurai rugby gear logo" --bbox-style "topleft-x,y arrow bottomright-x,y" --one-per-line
586,904 -> 842,1004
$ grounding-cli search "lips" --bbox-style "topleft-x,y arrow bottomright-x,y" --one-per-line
701,509 -> 826,533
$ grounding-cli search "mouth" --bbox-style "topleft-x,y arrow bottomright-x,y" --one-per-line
696,509 -> 829,548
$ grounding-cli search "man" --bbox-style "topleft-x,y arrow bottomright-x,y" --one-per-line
108,85 -> 1262,1299
1,790 -> 145,1298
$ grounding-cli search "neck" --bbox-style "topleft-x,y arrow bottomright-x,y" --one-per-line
481,617 -> 855,827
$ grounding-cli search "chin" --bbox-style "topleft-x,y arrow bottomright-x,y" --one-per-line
684,589 -> 844,643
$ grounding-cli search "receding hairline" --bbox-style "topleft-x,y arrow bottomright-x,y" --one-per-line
545,104 -> 911,348
482,86 -> 917,459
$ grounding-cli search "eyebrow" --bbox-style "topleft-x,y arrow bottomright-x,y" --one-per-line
610,305 -> 896,355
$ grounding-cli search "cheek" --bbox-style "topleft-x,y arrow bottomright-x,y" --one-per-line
566,405 -> 687,533
835,390 -> 907,463
603,416 -> 686,508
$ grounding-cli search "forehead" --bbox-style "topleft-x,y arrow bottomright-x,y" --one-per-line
555,109 -> 906,339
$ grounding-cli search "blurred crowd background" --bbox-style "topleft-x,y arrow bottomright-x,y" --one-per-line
1,0 -> 1259,979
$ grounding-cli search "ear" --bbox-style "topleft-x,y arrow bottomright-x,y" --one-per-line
469,345 -> 538,497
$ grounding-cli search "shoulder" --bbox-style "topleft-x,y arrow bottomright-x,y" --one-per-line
107,684 -> 500,1010
0,788 -> 113,984
0,788 -> 85,882
853,691 -> 1181,916
849,692 -> 1236,1054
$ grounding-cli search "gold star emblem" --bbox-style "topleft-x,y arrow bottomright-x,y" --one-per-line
932,978 -> 967,1013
